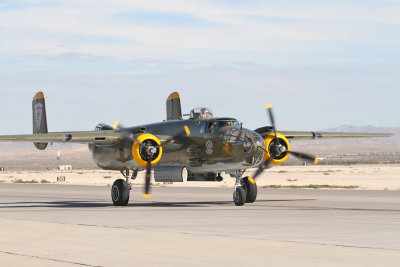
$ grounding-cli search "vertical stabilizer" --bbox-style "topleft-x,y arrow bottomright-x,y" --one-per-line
166,92 -> 183,121
32,91 -> 48,150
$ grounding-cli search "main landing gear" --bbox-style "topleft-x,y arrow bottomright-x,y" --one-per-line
111,170 -> 137,206
233,171 -> 257,206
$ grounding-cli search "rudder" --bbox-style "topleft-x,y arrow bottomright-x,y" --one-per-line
166,92 -> 183,121
32,91 -> 48,150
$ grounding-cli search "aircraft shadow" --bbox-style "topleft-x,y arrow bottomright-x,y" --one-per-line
129,198 -> 316,207
0,200 -> 111,208
0,198 -> 316,209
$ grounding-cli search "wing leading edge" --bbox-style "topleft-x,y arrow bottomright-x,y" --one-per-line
0,131 -> 125,146
255,126 -> 392,140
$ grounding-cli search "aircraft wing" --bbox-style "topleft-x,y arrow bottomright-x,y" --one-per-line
0,131 -> 176,146
0,131 -> 125,146
254,126 -> 392,140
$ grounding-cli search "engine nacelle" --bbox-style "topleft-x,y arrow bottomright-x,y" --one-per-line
132,133 -> 163,168
263,133 -> 290,165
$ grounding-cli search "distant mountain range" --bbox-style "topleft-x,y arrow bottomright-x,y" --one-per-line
289,125 -> 400,155
321,125 -> 400,135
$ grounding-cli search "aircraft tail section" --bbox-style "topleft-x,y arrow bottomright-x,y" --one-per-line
166,92 -> 183,121
32,91 -> 48,150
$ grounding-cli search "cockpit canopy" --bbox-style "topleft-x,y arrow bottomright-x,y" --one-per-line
190,107 -> 213,120
207,119 -> 240,133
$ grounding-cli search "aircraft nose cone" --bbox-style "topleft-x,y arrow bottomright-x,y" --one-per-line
238,129 -> 265,166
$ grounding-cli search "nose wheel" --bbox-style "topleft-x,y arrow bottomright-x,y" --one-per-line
243,176 -> 257,203
233,186 -> 246,206
232,171 -> 258,206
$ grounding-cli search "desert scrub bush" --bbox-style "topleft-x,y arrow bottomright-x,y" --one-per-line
13,179 -> 38,184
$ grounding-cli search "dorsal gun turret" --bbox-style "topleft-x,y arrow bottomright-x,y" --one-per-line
190,107 -> 213,120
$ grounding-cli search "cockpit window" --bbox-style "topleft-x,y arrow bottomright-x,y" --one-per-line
190,107 -> 213,120
207,119 -> 240,133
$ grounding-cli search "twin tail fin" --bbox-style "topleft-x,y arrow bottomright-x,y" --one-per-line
32,91 -> 48,150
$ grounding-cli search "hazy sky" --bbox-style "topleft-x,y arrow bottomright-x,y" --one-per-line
0,0 -> 399,134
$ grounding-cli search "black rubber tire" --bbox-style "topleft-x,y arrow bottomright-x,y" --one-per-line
233,186 -> 247,206
111,179 -> 130,206
243,177 -> 257,203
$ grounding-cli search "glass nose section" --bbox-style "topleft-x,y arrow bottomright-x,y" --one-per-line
223,128 -> 254,151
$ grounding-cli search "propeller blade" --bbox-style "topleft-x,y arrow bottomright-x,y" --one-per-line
157,125 -> 191,148
112,120 -> 120,130
263,105 -> 319,166
253,158 -> 272,180
128,132 -> 152,153
289,151 -> 319,165
265,104 -> 282,153
141,125 -> 190,198
265,104 -> 277,136
143,159 -> 152,198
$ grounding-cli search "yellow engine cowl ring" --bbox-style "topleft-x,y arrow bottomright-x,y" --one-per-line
132,133 -> 163,168
264,133 -> 290,165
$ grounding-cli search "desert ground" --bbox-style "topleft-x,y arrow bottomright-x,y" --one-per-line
1,164 -> 399,190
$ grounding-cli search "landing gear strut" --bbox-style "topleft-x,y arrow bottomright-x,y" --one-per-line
120,169 -> 137,189
232,171 -> 257,206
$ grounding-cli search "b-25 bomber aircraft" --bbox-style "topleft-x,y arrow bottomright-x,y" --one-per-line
0,92 -> 391,206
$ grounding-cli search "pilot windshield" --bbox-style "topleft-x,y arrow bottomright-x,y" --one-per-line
190,107 -> 213,120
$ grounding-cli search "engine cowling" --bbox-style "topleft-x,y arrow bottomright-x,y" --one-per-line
132,134 -> 163,168
263,133 -> 290,165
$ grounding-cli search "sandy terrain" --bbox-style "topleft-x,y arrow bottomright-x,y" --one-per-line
1,164 -> 399,190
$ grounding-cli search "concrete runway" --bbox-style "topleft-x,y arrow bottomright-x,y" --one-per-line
1,184 -> 400,266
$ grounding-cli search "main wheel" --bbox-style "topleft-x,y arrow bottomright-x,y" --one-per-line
111,179 -> 130,206
233,186 -> 246,206
243,176 -> 257,203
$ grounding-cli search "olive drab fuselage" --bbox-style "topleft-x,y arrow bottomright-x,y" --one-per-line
90,118 -> 265,173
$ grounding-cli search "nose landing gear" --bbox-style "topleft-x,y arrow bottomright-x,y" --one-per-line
243,176 -> 257,203
232,171 -> 258,206
233,185 -> 246,206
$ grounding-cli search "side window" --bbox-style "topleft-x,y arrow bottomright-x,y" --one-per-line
200,122 -> 207,133
207,121 -> 219,133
